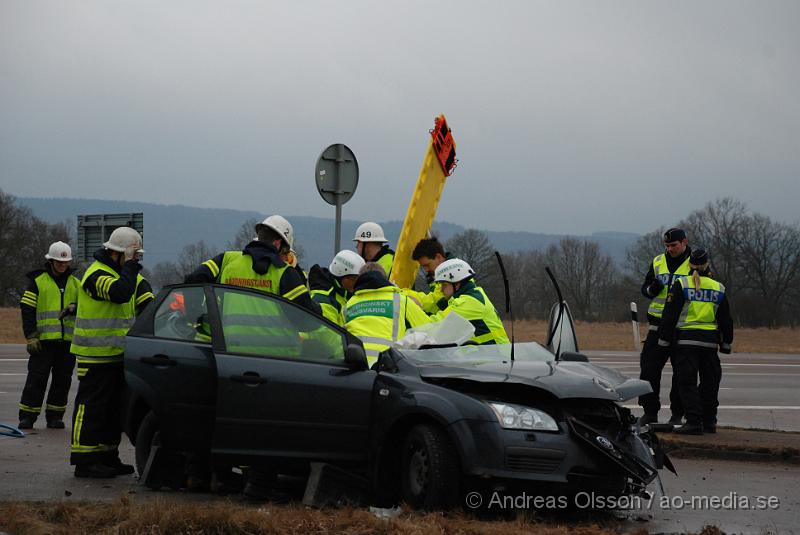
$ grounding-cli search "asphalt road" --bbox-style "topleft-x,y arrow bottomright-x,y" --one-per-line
1,343 -> 798,533
584,350 -> 800,432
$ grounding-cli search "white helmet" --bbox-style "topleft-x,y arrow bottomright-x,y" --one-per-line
255,215 -> 294,248
353,221 -> 387,243
329,250 -> 366,278
45,241 -> 72,262
434,258 -> 474,283
103,227 -> 144,253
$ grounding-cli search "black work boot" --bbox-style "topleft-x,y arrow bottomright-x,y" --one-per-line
637,413 -> 658,426
104,457 -> 135,475
703,422 -> 717,434
46,418 -> 65,429
668,414 -> 683,427
75,463 -> 118,478
18,417 -> 35,430
673,422 -> 703,435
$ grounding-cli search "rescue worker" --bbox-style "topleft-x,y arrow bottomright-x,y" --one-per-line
343,262 -> 430,365
638,227 -> 690,427
70,227 -> 154,478
353,222 -> 394,278
657,248 -> 733,434
185,215 -> 320,315
17,241 -> 81,429
428,258 -> 510,345
308,250 -> 365,326
405,236 -> 450,313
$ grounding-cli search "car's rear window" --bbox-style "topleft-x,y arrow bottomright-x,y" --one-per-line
400,342 -> 554,365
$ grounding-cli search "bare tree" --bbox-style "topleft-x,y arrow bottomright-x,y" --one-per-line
680,198 -> 748,297
735,215 -> 800,326
0,190 -> 70,305
175,240 -> 216,279
546,238 -> 614,321
149,261 -> 182,290
228,218 -> 261,250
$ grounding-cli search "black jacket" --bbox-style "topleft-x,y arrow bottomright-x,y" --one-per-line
83,249 -> 154,315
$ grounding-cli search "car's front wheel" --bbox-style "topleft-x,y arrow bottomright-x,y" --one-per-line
400,423 -> 460,510
135,410 -> 160,480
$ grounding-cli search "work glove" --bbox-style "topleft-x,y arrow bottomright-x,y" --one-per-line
719,343 -> 732,355
59,303 -> 77,320
647,279 -> 664,297
26,336 -> 42,356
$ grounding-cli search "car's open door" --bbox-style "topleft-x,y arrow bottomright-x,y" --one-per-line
208,286 -> 376,465
546,301 -> 579,358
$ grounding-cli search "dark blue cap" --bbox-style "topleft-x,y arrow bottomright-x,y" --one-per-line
663,227 -> 686,243
690,248 -> 709,265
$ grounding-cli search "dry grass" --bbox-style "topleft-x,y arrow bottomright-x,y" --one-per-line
0,498 -> 719,535
0,307 -> 25,343
1,308 -> 798,353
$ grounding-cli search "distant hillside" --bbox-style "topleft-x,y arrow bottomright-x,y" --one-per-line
18,197 -> 639,268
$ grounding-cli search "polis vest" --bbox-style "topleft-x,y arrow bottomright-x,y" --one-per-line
647,253 -> 691,318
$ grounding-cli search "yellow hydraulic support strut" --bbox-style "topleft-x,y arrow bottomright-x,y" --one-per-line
391,114 -> 457,289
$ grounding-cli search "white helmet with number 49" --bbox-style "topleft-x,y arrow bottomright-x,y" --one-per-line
353,222 -> 387,243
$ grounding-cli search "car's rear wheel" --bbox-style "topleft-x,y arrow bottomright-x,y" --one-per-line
400,423 -> 460,510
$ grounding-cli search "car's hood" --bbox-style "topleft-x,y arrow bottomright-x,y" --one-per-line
416,360 -> 652,401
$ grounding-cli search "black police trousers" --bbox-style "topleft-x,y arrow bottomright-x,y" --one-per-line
672,345 -> 722,427
638,329 -> 683,418
70,361 -> 125,466
19,340 -> 75,422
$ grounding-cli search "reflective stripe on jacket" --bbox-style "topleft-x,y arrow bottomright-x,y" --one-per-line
24,272 -> 80,342
311,285 -> 347,326
429,281 -> 509,345
70,262 -> 138,363
344,285 -> 429,365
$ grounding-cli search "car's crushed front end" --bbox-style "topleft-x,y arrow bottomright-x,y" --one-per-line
395,343 -> 674,500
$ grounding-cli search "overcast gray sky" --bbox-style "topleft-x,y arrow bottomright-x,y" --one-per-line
1,1 -> 798,234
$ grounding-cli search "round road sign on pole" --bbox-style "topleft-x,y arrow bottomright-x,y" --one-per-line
315,144 -> 359,206
315,144 -> 359,254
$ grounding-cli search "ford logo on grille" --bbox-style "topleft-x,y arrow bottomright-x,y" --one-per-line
596,436 -> 614,450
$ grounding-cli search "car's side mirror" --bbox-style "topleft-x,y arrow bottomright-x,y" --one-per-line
559,351 -> 589,362
344,343 -> 368,371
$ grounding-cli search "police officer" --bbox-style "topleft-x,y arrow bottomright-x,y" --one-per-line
18,241 -> 81,429
638,227 -> 691,426
343,262 -> 430,366
186,215 -> 319,315
353,222 -> 394,278
404,236 -> 450,313
308,250 -> 365,326
657,249 -> 733,434
428,258 -> 510,345
70,227 -> 154,478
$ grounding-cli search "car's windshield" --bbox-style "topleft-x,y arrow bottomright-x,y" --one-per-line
399,342 -> 554,365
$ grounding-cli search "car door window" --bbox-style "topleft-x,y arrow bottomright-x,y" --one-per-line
153,287 -> 211,344
215,287 -> 346,362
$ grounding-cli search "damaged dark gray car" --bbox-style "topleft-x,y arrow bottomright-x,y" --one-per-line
124,278 -> 672,510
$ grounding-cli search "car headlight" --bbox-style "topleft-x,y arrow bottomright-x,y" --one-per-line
487,402 -> 559,431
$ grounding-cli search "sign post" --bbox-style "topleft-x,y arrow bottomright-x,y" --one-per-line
315,144 -> 359,255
